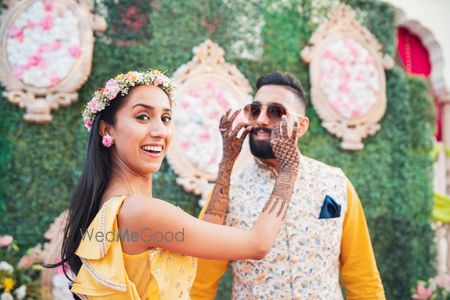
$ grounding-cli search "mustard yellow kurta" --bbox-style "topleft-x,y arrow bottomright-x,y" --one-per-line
71,196 -> 197,300
191,178 -> 385,299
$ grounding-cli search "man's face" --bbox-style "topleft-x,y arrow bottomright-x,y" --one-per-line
247,85 -> 305,159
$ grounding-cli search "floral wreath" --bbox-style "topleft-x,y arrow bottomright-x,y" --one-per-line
82,69 -> 176,131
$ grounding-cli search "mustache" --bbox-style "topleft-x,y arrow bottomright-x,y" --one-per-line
251,127 -> 272,135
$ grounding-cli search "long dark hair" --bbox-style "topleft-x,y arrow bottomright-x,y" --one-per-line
44,93 -> 128,284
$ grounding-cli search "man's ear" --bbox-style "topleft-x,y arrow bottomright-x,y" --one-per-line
296,117 -> 309,138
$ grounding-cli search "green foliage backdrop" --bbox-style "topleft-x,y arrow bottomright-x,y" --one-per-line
0,0 -> 436,298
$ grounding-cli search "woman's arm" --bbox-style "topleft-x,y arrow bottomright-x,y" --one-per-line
119,117 -> 299,260
202,110 -> 251,225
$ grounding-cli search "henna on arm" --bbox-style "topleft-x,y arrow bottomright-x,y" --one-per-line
203,110 -> 251,224
262,116 -> 300,219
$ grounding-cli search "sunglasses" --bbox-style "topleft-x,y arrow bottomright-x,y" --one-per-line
243,102 -> 302,122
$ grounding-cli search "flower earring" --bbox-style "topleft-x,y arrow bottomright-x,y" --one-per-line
102,134 -> 113,147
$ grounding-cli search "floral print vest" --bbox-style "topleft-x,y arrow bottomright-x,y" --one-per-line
226,156 -> 347,300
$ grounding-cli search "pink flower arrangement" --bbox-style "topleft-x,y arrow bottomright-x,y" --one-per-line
320,37 -> 379,119
174,80 -> 232,175
412,283 -> 433,300
104,79 -> 121,100
83,117 -> 93,130
0,235 -> 13,248
82,70 -> 176,131
6,0 -> 82,88
412,274 -> 450,299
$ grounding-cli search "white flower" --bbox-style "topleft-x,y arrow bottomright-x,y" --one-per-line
13,285 -> 26,300
52,274 -> 74,300
0,261 -> 14,273
0,293 -> 13,300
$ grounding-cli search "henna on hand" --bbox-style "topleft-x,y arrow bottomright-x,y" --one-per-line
270,116 -> 300,172
262,116 -> 300,218
204,109 -> 252,223
220,109 -> 252,166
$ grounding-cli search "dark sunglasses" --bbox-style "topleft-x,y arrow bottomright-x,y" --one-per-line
243,102 -> 301,122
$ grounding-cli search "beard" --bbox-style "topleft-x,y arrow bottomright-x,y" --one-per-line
249,127 -> 275,159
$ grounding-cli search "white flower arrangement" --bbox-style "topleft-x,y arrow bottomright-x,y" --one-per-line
319,37 -> 380,119
6,0 -> 81,88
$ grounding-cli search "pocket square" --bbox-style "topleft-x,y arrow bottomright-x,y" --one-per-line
319,195 -> 341,219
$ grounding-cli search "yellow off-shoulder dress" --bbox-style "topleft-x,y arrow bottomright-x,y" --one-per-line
71,196 -> 197,300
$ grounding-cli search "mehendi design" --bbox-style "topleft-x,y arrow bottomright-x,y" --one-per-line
204,110 -> 251,222
262,117 -> 300,218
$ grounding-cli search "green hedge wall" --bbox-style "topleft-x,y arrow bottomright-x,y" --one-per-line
0,0 -> 436,299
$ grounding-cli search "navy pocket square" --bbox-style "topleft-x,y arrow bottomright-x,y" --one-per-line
319,195 -> 341,219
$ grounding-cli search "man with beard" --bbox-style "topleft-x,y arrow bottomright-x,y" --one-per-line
190,71 -> 385,299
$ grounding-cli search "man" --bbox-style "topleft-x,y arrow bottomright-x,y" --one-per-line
191,71 -> 385,299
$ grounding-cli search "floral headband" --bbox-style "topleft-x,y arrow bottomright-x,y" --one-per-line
82,69 -> 176,131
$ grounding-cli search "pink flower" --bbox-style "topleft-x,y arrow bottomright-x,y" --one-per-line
0,235 -> 13,247
104,79 -> 120,100
44,0 -> 54,12
181,141 -> 191,150
153,74 -> 166,86
55,257 -> 69,275
40,15 -> 53,30
199,131 -> 211,142
68,46 -> 81,58
27,53 -> 42,67
434,274 -> 450,289
17,255 -> 34,270
83,117 -> 93,130
412,283 -> 433,300
339,83 -> 349,93
351,109 -> 361,118
87,99 -> 98,113
102,135 -> 113,147
52,41 -> 61,51
9,26 -> 24,42
50,76 -> 61,85
27,21 -> 36,29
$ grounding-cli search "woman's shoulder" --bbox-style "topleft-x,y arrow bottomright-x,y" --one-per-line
118,196 -> 179,228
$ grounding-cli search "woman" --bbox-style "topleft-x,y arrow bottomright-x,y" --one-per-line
52,70 -> 300,299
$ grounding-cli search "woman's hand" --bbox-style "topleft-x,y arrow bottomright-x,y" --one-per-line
219,109 -> 252,172
270,116 -> 300,174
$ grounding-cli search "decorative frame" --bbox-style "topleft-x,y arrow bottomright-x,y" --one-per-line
167,39 -> 253,199
0,0 -> 106,123
301,4 -> 394,150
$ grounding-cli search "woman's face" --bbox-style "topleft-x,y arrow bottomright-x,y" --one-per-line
105,84 -> 173,175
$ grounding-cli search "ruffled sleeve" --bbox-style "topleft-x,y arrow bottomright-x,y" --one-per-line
71,196 -> 141,299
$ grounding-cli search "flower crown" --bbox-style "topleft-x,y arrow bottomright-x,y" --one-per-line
82,69 -> 176,131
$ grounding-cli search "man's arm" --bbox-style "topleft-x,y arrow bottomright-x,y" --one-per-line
190,195 -> 229,300
340,178 -> 386,299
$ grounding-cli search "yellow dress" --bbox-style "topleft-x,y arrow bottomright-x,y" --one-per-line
71,196 -> 197,300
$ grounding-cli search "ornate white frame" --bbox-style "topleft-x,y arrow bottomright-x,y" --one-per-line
167,39 -> 253,199
301,4 -> 394,151
0,0 -> 106,123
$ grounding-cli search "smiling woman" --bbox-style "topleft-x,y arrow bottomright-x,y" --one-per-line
43,69 -> 302,300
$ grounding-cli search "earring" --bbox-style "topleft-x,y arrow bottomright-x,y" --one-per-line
102,134 -> 113,147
